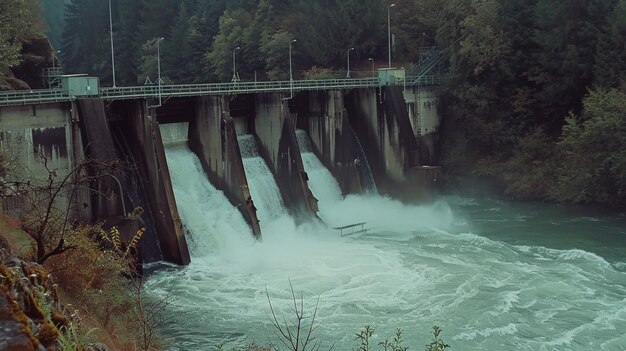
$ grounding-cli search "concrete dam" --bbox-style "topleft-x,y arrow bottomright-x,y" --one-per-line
0,85 -> 441,265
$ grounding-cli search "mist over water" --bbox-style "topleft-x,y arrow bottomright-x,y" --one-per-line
150,142 -> 626,351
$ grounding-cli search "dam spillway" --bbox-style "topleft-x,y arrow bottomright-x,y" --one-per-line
163,143 -> 254,256
161,123 -> 254,256
296,129 -> 343,221
0,87 -> 441,263
237,134 -> 287,229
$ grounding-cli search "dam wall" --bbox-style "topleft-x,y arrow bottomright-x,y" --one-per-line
0,85 -> 442,264
252,93 -> 318,217
345,86 -> 441,200
110,99 -> 190,265
403,86 -> 441,165
292,90 -> 369,194
0,103 -> 76,216
188,96 -> 262,238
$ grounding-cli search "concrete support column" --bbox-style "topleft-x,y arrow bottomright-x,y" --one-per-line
253,93 -> 317,217
118,100 -> 190,265
189,96 -> 262,238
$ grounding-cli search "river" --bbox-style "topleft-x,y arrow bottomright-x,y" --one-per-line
147,143 -> 626,351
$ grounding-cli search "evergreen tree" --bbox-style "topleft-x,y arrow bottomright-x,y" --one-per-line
116,0 -> 141,85
164,1 -> 194,83
205,10 -> 254,82
260,30 -> 295,80
38,0 -> 66,50
293,0 -> 385,68
61,0 -> 113,84
136,0 -> 178,47
593,0 -> 626,88
137,37 -> 168,84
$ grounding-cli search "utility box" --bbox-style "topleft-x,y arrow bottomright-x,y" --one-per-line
60,74 -> 100,97
378,68 -> 406,86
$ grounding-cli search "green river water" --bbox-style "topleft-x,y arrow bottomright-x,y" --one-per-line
146,144 -> 626,351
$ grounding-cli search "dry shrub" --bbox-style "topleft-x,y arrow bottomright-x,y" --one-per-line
0,214 -> 34,258
44,223 -> 140,350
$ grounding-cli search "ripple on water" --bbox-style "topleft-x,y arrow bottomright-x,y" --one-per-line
454,323 -> 518,341
153,147 -> 626,351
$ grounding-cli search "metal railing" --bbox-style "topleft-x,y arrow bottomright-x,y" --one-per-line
0,75 -> 443,106
0,89 -> 71,106
100,77 -> 381,100
400,74 -> 444,86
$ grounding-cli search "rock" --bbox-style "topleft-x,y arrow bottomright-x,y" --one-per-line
0,71 -> 30,91
0,235 -> 12,262
86,342 -> 110,351
10,36 -> 54,90
0,259 -> 69,350
0,292 -> 38,351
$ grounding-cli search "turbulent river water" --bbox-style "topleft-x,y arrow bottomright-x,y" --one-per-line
149,142 -> 626,351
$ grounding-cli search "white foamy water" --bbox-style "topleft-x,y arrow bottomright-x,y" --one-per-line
148,146 -> 626,351
237,134 -> 286,228
163,143 -> 254,256
296,130 -> 343,221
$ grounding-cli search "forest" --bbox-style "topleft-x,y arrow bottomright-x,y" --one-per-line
1,0 -> 625,207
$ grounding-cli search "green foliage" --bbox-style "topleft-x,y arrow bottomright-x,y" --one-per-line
425,326 -> 449,351
493,128 -> 558,200
260,31 -> 295,81
292,0 -> 385,66
353,325 -> 449,351
433,0 -> 626,207
205,10 -> 253,82
551,88 -> 626,206
302,67 -> 338,80
57,323 -> 97,351
355,325 -> 375,351
0,0 -> 44,86
61,0 -> 111,81
593,0 -> 626,88
164,1 -> 194,83
378,328 -> 408,351
137,38 -> 169,85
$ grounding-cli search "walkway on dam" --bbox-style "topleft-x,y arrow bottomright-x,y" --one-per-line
0,74 -> 443,107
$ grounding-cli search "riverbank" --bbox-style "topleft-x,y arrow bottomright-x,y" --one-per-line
0,215 -> 159,350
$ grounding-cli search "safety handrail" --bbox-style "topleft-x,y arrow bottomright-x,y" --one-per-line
0,75 -> 443,106
0,89 -> 71,106
333,222 -> 367,236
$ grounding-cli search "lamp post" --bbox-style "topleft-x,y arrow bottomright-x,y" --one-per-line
156,37 -> 164,107
419,32 -> 427,65
287,39 -> 297,99
232,46 -> 240,82
346,47 -> 355,78
289,39 -> 297,81
388,3 -> 395,68
53,50 -> 61,69
108,0 -> 116,87
368,57 -> 374,78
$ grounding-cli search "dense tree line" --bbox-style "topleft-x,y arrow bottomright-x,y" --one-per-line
58,0 -> 424,85
431,0 -> 626,207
